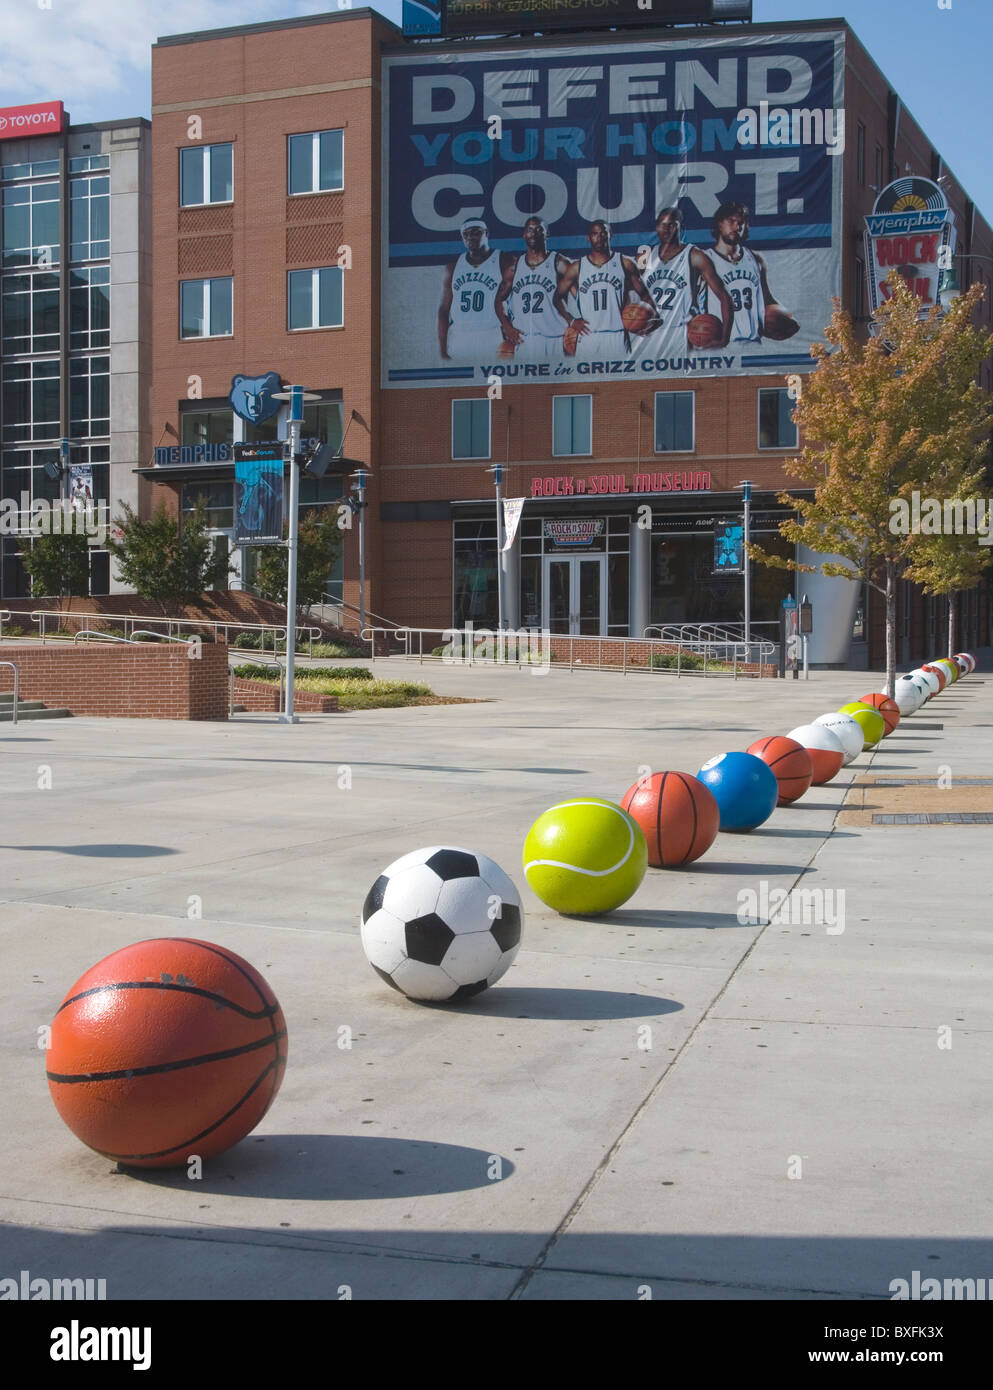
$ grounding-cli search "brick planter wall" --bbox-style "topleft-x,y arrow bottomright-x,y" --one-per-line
232,676 -> 339,713
0,644 -> 229,719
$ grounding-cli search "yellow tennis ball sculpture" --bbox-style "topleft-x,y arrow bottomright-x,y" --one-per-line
523,798 -> 647,915
838,701 -> 886,750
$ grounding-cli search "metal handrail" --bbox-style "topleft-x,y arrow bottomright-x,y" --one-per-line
0,610 -> 12,639
27,609 -> 322,653
229,655 -> 285,716
0,660 -> 19,725
313,594 -> 400,633
73,629 -> 135,644
357,625 -> 778,678
130,630 -> 198,646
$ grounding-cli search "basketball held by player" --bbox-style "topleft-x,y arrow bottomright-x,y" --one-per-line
495,217 -> 571,361
704,203 -> 800,342
556,220 -> 655,358
438,219 -> 515,361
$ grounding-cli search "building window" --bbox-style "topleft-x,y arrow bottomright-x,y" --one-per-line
451,399 -> 490,459
454,519 -> 497,627
854,256 -> 866,319
288,130 -> 344,195
181,407 -> 233,447
552,395 -> 592,456
655,391 -> 695,452
70,176 -> 110,261
302,397 -> 344,453
180,277 -> 232,338
68,155 -> 110,174
181,481 -> 234,531
1,359 -> 60,442
758,388 -> 798,449
2,181 -> 59,269
2,271 -> 60,353
287,267 -> 343,330
69,355 -> 110,438
69,267 -> 110,349
180,144 -> 233,207
856,123 -> 866,186
2,159 -> 59,181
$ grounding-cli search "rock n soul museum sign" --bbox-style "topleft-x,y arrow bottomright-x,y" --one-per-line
530,470 -> 712,498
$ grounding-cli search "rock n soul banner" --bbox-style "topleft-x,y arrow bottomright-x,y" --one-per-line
382,28 -> 844,389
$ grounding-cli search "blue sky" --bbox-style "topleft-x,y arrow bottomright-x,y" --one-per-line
2,0 -> 990,219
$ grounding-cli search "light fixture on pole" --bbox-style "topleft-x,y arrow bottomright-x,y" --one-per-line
348,466 -> 373,636
739,479 -> 752,663
272,384 -> 320,724
484,463 -> 504,631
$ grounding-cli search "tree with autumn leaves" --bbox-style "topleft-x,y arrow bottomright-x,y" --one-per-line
751,275 -> 993,695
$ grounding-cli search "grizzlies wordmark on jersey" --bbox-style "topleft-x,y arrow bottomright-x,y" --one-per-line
508,253 -> 563,340
704,245 -> 765,342
641,243 -> 695,358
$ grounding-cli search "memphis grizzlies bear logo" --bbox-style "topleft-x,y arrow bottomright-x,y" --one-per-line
229,371 -> 282,424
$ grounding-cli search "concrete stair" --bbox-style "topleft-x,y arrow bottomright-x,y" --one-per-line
0,694 -> 72,722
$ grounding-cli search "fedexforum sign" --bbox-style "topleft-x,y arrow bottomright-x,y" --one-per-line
0,101 -> 65,138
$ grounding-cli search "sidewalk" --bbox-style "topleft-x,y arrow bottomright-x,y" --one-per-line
0,664 -> 989,1299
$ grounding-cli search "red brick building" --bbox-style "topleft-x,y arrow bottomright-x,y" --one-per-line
147,9 -> 992,667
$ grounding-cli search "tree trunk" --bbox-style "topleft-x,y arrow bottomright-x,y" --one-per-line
885,561 -> 897,698
948,595 -> 957,656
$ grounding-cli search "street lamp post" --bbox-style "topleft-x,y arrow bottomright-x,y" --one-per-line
272,384 -> 319,723
485,463 -> 504,632
740,478 -> 752,664
349,467 -> 372,636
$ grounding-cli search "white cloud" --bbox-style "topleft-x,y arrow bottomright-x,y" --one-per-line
0,1 -> 323,122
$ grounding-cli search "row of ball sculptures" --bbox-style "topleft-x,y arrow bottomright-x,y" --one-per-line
45,652 -> 976,1170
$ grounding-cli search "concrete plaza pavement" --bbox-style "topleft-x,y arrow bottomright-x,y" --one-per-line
0,658 -> 990,1300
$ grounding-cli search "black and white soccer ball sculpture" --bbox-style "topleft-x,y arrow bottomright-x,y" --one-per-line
361,846 -> 523,1002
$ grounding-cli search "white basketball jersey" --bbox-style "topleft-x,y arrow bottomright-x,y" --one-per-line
642,243 -> 695,356
574,253 -> 625,332
704,245 -> 765,342
508,253 -> 563,338
449,249 -> 502,331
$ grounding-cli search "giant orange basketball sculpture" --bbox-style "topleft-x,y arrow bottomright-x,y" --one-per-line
621,770 -> 720,867
746,736 -> 813,805
47,939 -> 287,1169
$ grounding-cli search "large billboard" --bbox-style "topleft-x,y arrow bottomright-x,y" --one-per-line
402,1 -> 748,40
382,30 -> 844,389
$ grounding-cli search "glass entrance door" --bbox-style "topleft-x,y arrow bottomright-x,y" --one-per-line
542,555 -> 605,635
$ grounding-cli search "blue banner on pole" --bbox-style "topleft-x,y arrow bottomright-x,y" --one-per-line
234,443 -> 284,544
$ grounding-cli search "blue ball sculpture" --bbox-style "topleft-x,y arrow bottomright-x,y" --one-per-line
696,752 -> 779,832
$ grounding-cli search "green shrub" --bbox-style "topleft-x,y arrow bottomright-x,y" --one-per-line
651,651 -> 705,669
1,623 -> 25,637
232,664 -> 372,681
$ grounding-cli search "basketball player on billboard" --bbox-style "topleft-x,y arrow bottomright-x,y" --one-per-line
438,219 -> 514,360
555,220 -> 655,358
703,203 -> 800,342
635,207 -> 735,354
495,217 -> 571,360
